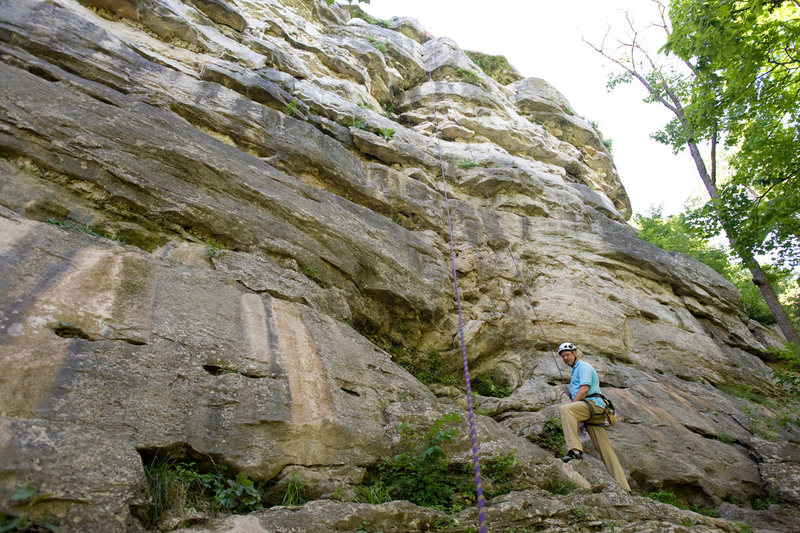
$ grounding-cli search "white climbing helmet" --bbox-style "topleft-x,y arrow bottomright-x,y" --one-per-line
558,342 -> 576,354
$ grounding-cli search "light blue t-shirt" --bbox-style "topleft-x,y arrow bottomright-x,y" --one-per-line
570,359 -> 605,409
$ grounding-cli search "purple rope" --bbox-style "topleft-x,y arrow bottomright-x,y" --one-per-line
424,32 -> 487,533
424,48 -> 570,402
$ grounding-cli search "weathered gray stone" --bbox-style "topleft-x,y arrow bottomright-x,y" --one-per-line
187,0 -> 247,32
173,500 -> 444,532
1,0 -> 798,531
761,462 -> 800,505
0,417 -> 148,532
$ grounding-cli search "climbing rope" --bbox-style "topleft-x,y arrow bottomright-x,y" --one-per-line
426,52 -> 571,401
424,33 -> 487,533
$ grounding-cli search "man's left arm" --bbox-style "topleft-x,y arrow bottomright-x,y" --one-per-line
573,384 -> 589,402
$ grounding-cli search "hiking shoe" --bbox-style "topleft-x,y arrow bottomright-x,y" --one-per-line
560,450 -> 583,463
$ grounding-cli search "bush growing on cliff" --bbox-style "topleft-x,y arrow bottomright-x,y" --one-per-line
530,417 -> 566,457
365,415 -> 527,511
141,455 -> 263,528
473,372 -> 512,398
464,51 -> 519,86
770,343 -> 800,395
374,413 -> 463,510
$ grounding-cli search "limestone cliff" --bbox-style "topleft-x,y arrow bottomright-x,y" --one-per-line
1,1 -> 799,531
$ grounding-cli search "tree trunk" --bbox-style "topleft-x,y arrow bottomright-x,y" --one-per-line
749,262 -> 800,345
686,140 -> 800,344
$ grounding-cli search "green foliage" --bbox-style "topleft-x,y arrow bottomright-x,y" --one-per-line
482,451 -> 520,498
752,494 -> 786,510
47,217 -> 110,241
717,432 -> 735,444
367,417 -> 524,511
0,514 -> 34,532
464,51 -> 518,85
346,6 -> 390,28
44,217 -> 167,252
664,0 -> 800,269
378,128 -> 395,140
716,383 -> 767,404
2,486 -> 60,532
381,101 -> 395,116
367,37 -> 388,54
646,488 -> 685,507
356,101 -> 374,110
458,159 -> 477,169
10,486 -> 53,508
302,267 -> 324,287
347,118 -> 368,130
646,488 -> 718,516
381,340 -> 457,386
280,474 -> 307,507
472,372 -> 512,398
356,483 -> 391,504
542,476 -> 578,495
375,413 -> 463,510
325,0 -> 371,6
141,455 -> 263,528
633,207 -> 799,327
204,241 -> 222,259
283,98 -> 298,117
572,506 -> 588,518
217,472 -> 263,513
455,68 -> 482,85
602,137 -> 613,154
769,342 -> 800,395
530,417 -> 565,457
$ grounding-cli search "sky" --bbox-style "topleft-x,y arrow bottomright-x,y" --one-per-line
359,0 -> 708,218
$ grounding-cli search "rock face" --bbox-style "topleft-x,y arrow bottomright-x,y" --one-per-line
0,0 -> 798,531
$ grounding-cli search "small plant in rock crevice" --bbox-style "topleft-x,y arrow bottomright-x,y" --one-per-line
645,487 -> 719,517
717,432 -> 735,444
139,454 -> 263,529
530,417 -> 566,457
455,68 -> 482,85
542,476 -> 578,495
378,128 -> 395,140
382,101 -> 396,116
464,51 -> 518,85
472,372 -> 512,398
302,267 -> 325,287
283,98 -> 298,117
347,118 -> 368,130
204,241 -> 223,259
769,342 -> 800,395
362,413 -> 474,512
458,159 -> 477,169
751,494 -> 788,510
1,485 -> 60,532
47,217 -> 114,241
367,37 -> 388,54
281,473 -> 308,506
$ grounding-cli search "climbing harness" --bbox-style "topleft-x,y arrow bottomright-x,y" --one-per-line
585,392 -> 616,426
424,32 -> 487,533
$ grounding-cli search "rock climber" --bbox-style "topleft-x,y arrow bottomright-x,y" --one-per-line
557,342 -> 631,491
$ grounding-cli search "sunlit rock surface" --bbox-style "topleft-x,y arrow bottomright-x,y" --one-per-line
1,0 -> 798,531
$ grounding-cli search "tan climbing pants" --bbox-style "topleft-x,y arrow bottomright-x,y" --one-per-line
559,401 -> 631,491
